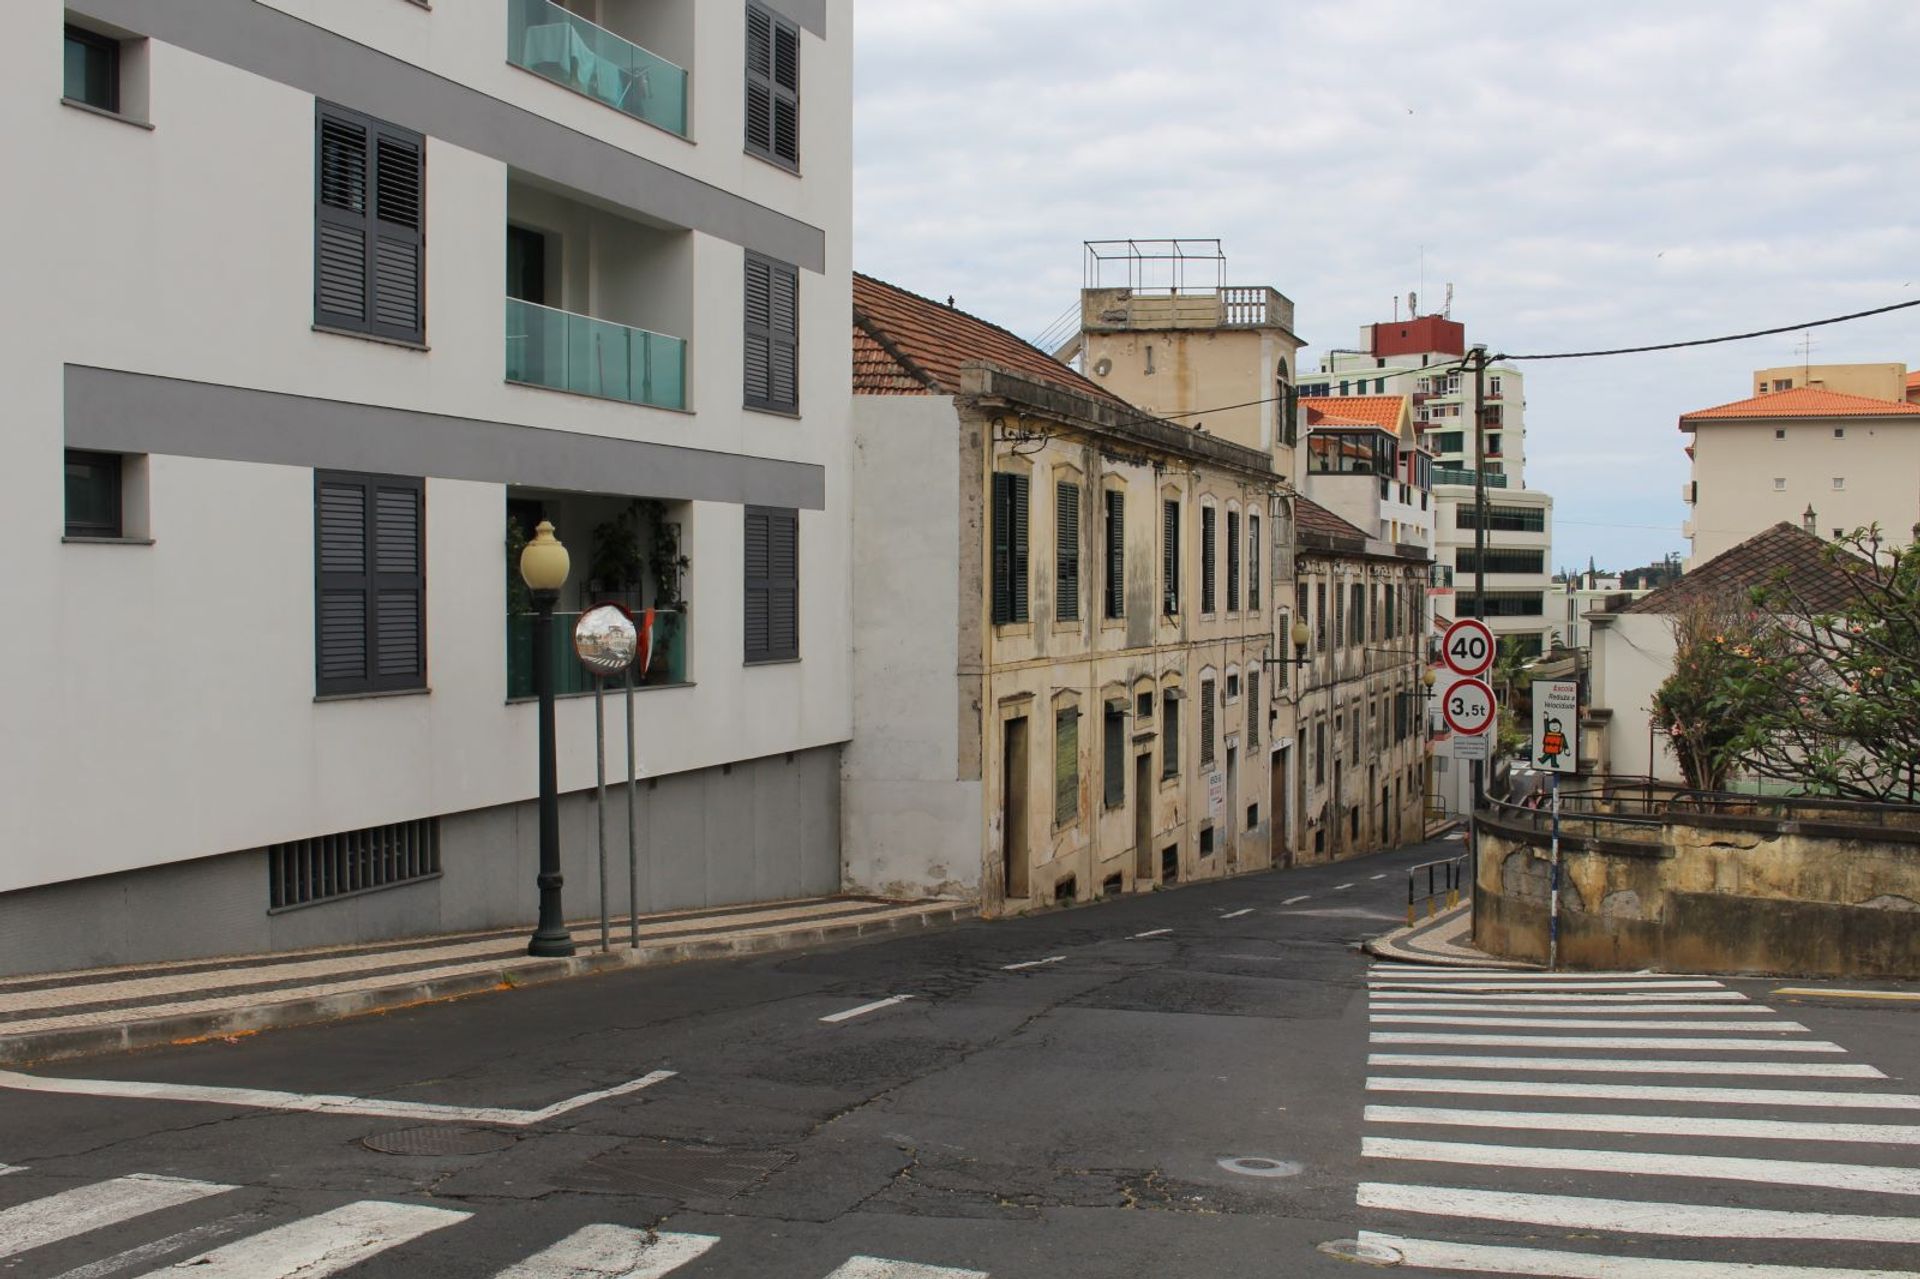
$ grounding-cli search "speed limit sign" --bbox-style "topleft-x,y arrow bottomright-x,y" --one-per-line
1442,677 -> 1498,737
1442,618 -> 1496,678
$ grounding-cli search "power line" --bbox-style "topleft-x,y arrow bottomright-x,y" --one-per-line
1494,297 -> 1920,362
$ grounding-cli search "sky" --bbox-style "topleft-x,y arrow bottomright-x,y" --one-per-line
851,0 -> 1920,572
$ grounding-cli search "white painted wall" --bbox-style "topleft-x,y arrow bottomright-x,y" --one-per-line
2,1 -> 854,895
1589,613 -> 1682,782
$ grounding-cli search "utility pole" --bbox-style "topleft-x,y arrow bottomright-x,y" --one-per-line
1470,344 -> 1489,818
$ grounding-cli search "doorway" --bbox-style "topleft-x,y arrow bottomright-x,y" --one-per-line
1002,717 -> 1030,903
1225,747 -> 1238,864
1271,747 -> 1289,867
1134,753 -> 1154,884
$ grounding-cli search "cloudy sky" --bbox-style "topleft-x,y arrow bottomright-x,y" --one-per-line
852,0 -> 1920,571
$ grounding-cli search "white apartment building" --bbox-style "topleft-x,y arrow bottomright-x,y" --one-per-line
8,0 -> 852,976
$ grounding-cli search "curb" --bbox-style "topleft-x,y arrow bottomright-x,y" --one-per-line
0,903 -> 976,1068
1363,905 -> 1537,970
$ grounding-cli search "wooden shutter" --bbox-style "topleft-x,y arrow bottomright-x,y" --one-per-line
745,253 -> 799,412
1248,669 -> 1260,748
1201,507 -> 1217,613
1103,705 -> 1125,809
1161,499 -> 1179,615
1009,473 -> 1030,622
1200,679 -> 1215,765
745,4 -> 800,169
315,104 -> 423,343
1053,708 -> 1078,828
991,474 -> 1013,625
1249,514 -> 1261,612
1104,489 -> 1125,619
745,505 -> 799,662
1227,510 -> 1240,612
1055,482 -> 1079,622
316,472 -> 423,696
1163,693 -> 1180,777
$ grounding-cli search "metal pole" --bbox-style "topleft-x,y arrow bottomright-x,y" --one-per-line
527,589 -> 575,958
595,675 -> 609,953
626,664 -> 639,950
1548,768 -> 1562,970
1469,345 -> 1489,879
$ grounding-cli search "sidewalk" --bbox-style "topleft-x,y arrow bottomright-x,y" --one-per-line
0,896 -> 973,1067
1364,901 -> 1537,970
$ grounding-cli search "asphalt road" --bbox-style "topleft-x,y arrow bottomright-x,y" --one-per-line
0,834 -> 1915,1279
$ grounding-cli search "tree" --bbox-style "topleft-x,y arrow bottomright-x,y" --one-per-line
1491,637 -> 1534,760
1649,593 -> 1784,792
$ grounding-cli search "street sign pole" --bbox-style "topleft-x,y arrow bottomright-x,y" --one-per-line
594,675 -> 609,953
625,663 -> 638,951
1549,770 -> 1561,971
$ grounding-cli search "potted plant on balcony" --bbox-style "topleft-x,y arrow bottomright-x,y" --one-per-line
641,499 -> 689,683
588,502 -> 646,610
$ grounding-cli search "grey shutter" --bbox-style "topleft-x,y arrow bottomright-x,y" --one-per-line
316,104 -> 423,343
1227,510 -> 1240,612
744,6 -> 773,157
991,474 -> 1013,625
1200,680 -> 1215,765
1163,693 -> 1180,776
1104,490 -> 1125,619
744,253 -> 798,412
1249,515 -> 1261,612
1103,706 -> 1125,808
1247,669 -> 1260,748
1055,482 -> 1079,622
1053,708 -> 1078,827
1162,499 -> 1179,615
1201,507 -> 1217,613
745,4 -> 799,169
370,131 -> 424,342
744,506 -> 798,662
316,472 -> 423,695
315,111 -> 369,330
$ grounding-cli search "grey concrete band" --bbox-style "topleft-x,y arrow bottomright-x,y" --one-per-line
68,0 -> 826,273
65,366 -> 827,511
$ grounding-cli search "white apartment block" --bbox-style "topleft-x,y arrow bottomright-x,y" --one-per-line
7,0 -> 852,976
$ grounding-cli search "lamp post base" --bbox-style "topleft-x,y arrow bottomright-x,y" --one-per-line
528,929 -> 577,958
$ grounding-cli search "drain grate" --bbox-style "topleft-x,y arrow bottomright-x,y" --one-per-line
362,1126 -> 519,1156
556,1142 -> 792,1200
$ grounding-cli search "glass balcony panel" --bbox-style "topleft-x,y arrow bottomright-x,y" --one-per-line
507,608 -> 689,701
508,0 -> 689,138
506,298 -> 687,411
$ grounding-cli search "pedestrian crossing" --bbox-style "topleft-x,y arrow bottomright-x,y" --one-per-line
1357,962 -> 1920,1276
0,1169 -> 989,1278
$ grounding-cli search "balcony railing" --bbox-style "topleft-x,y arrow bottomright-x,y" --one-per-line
1432,466 -> 1509,489
506,297 -> 686,410
507,0 -> 688,137
508,609 -> 688,700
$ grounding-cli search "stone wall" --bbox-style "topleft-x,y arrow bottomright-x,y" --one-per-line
1473,804 -> 1920,977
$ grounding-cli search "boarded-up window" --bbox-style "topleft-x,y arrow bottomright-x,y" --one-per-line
315,103 -> 424,344
1054,707 -> 1079,828
991,472 -> 1030,624
744,506 -> 799,662
315,472 -> 424,696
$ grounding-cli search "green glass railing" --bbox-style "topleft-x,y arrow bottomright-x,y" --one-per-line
508,609 -> 688,700
1433,466 -> 1509,489
507,0 -> 688,137
506,298 -> 686,411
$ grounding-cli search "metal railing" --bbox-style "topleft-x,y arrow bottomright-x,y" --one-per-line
507,0 -> 689,136
505,297 -> 687,411
1433,466 -> 1509,489
1407,854 -> 1467,925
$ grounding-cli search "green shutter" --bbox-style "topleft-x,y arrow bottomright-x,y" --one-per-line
1103,706 -> 1125,809
1056,483 -> 1080,622
1162,499 -> 1180,615
1054,707 -> 1079,827
1105,489 -> 1125,619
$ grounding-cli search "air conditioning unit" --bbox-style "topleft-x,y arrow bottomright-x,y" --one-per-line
1681,481 -> 1696,504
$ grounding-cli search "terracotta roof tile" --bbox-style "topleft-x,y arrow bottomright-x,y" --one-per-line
1678,385 -> 1920,428
1908,370 -> 1920,390
1619,523 -> 1860,616
852,274 -> 1124,406
1293,495 -> 1369,543
1299,395 -> 1406,431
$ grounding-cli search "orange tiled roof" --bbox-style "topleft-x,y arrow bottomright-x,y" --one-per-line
852,273 -> 1123,406
1300,394 -> 1405,431
1678,385 -> 1920,429
1620,523 -> 1859,616
1293,495 -> 1369,543
1908,370 -> 1920,390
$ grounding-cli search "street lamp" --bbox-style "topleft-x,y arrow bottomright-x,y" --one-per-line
1263,619 -> 1314,670
520,520 -> 576,959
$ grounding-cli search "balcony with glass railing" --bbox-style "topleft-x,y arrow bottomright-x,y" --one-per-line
508,608 -> 688,700
507,0 -> 689,138
1433,466 -> 1508,489
505,297 -> 686,411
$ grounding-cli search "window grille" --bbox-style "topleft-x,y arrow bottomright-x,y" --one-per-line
269,818 -> 439,909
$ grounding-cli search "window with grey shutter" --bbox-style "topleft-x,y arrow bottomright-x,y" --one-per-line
1162,499 -> 1180,615
1201,506 -> 1217,613
315,103 -> 424,344
1103,703 -> 1125,809
991,472 -> 1029,625
745,3 -> 800,170
1200,678 -> 1215,765
315,471 -> 424,696
1163,692 -> 1180,778
1249,513 -> 1261,612
744,252 -> 799,413
744,505 -> 799,663
1247,669 -> 1260,748
1055,482 -> 1080,622
1226,510 -> 1241,612
1104,489 -> 1125,620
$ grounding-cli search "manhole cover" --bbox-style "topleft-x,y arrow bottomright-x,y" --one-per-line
556,1142 -> 792,1200
1217,1155 -> 1303,1179
362,1126 -> 519,1156
1318,1238 -> 1404,1266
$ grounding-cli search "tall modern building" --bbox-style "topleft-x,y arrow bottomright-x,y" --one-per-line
7,1 -> 853,976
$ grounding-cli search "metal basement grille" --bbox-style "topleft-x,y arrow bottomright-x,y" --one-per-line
269,818 -> 439,909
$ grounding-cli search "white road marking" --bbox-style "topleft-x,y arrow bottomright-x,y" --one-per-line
1366,1104 -> 1920,1145
1363,1135 -> 1920,1196
1000,957 -> 1065,971
1370,1031 -> 1843,1051
48,1213 -> 262,1279
1334,882 -> 1356,891
1281,895 -> 1311,905
1129,928 -> 1173,939
493,1226 -> 719,1278
822,1259 -> 989,1279
0,1166 -> 16,1178
0,1068 -> 674,1127
1367,1077 -> 1920,1110
1368,1014 -> 1808,1032
820,995 -> 916,1024
1370,966 -> 1661,979
1219,908 -> 1255,919
0,1175 -> 234,1259
1370,979 -> 1727,992
1371,874 -> 1388,880
1370,990 -> 1749,1003
1357,1231 -> 1919,1278
1368,1001 -> 1763,1014
1355,1182 -> 1920,1242
1368,1054 -> 1885,1077
133,1201 -> 469,1278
